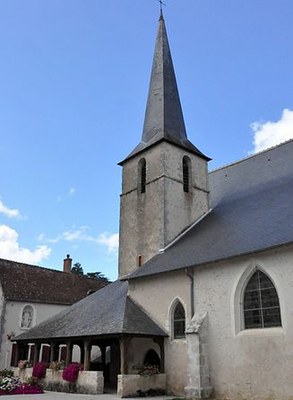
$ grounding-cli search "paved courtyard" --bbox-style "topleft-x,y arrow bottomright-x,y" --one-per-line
0,392 -> 172,400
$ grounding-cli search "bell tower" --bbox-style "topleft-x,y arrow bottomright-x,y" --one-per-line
118,12 -> 211,278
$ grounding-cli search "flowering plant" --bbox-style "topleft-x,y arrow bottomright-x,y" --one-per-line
32,362 -> 46,379
49,360 -> 65,371
62,363 -> 83,383
18,360 -> 31,369
0,369 -> 43,395
0,376 -> 20,392
132,364 -> 160,376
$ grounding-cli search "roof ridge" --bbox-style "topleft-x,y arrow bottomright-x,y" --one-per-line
0,257 -> 62,274
159,208 -> 213,253
209,138 -> 293,174
0,257 -> 104,281
121,288 -> 130,332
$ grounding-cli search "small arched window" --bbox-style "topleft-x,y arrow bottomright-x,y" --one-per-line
138,158 -> 146,194
243,270 -> 281,329
173,301 -> 186,339
20,305 -> 34,329
182,156 -> 191,193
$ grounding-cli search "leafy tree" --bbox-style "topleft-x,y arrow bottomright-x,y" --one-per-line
71,262 -> 109,283
86,271 -> 109,283
71,262 -> 84,275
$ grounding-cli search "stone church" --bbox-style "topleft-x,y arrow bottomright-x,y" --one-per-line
14,11 -> 293,399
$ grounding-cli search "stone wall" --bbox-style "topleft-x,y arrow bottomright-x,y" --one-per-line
12,367 -> 104,395
117,373 -> 166,398
119,141 -> 209,277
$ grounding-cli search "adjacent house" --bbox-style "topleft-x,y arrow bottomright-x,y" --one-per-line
0,255 -> 106,369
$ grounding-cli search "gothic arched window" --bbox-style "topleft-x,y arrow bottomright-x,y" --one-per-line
173,301 -> 186,339
138,158 -> 146,194
182,156 -> 191,193
243,270 -> 281,329
20,305 -> 34,329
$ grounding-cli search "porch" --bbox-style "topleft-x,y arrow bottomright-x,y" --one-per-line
12,280 -> 167,397
12,335 -> 166,396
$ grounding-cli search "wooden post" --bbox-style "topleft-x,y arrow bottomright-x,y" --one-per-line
12,343 -> 19,367
65,341 -> 73,366
119,337 -> 131,375
83,340 -> 91,371
50,342 -> 59,363
101,345 -> 106,371
33,343 -> 41,364
154,337 -> 165,373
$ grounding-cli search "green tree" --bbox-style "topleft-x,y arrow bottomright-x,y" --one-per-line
86,271 -> 109,283
71,262 -> 84,275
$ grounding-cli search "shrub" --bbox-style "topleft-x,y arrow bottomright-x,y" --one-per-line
32,362 -> 46,379
26,376 -> 40,386
62,363 -> 82,383
0,369 -> 14,378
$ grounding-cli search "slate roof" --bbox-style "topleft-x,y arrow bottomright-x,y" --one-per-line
119,13 -> 210,165
0,258 -> 106,304
15,280 -> 167,341
128,139 -> 293,279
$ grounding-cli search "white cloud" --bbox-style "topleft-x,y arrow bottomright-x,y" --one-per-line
41,227 -> 119,253
0,225 -> 51,264
45,226 -> 91,244
57,187 -> 76,203
251,109 -> 293,153
97,233 -> 119,253
0,200 -> 20,218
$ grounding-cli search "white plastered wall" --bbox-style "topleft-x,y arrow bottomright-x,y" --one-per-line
192,244 -> 293,400
0,300 -> 67,369
129,269 -> 191,395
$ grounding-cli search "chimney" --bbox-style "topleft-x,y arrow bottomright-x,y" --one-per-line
63,254 -> 72,273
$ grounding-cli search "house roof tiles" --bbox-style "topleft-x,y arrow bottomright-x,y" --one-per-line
0,258 -> 106,304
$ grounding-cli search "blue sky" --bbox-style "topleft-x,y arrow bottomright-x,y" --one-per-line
0,1 -> 292,281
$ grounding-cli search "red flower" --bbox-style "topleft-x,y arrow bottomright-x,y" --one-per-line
62,363 -> 81,383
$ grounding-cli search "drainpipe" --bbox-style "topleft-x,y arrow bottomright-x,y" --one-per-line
185,268 -> 195,318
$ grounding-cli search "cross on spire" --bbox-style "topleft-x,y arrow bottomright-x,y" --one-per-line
157,0 -> 166,18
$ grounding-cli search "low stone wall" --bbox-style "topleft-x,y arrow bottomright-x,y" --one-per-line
12,367 -> 33,381
12,367 -> 104,395
117,373 -> 166,398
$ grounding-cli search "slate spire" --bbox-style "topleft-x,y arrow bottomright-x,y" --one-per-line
142,11 -> 187,145
120,12 -> 210,164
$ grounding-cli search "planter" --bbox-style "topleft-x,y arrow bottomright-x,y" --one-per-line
117,373 -> 166,398
12,368 -> 104,395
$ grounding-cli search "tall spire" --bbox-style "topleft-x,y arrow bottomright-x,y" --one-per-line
120,13 -> 210,164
